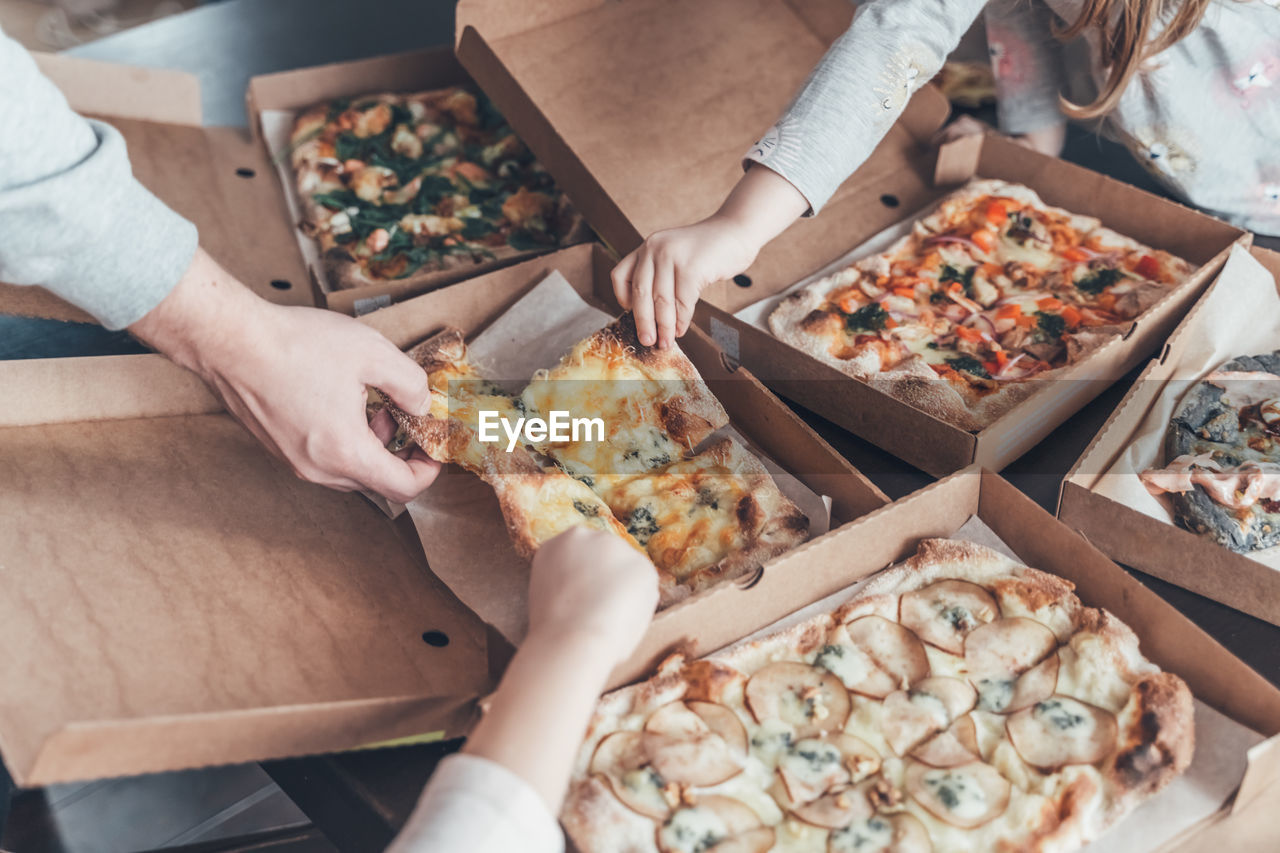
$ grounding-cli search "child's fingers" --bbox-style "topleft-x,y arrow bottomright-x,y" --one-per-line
652,257 -> 678,349
611,251 -> 638,309
674,280 -> 699,337
630,249 -> 658,347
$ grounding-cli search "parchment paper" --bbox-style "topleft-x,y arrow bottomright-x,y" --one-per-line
1091,247 -> 1280,568
714,516 -> 1266,853
733,201 -> 937,331
405,271 -> 832,643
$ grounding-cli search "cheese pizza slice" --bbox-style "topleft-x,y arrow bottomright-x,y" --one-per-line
563,538 -> 1194,853
521,313 -> 730,480
592,437 -> 809,607
380,326 -> 525,476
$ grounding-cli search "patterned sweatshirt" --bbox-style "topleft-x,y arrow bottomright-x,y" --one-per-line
746,0 -> 1280,236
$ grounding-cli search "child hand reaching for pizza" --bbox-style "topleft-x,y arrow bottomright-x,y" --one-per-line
387,527 -> 658,853
613,0 -> 1279,349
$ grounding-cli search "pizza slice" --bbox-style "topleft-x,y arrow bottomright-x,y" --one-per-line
769,179 -> 1192,431
591,437 -> 809,606
521,313 -> 730,480
563,538 -> 1194,853
379,327 -> 525,475
1141,351 -> 1280,552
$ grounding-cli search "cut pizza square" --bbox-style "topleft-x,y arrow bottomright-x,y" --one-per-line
591,437 -> 809,607
563,538 -> 1194,853
520,313 -> 730,481
770,179 -> 1192,431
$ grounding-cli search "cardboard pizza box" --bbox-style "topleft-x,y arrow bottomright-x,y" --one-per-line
752,467 -> 1280,851
0,47 -> 591,324
451,0 -> 1250,476
244,46 -> 595,316
0,353 -> 493,785
357,240 -> 891,688
1058,246 -> 1280,627
0,53 -> 315,323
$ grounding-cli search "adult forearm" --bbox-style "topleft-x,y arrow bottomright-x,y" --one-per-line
464,629 -> 617,813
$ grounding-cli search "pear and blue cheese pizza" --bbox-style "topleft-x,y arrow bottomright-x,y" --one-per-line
562,539 -> 1193,852
769,179 -> 1192,431
289,86 -> 579,291
1140,351 -> 1280,552
384,314 -> 807,606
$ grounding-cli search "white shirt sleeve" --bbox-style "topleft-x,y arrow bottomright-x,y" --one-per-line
385,753 -> 565,853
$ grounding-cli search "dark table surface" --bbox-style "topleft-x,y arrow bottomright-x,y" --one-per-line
6,2 -> 1273,848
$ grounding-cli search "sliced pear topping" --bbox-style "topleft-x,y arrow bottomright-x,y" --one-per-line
656,795 -> 765,853
642,701 -> 748,786
589,731 -> 671,820
790,785 -> 874,830
905,760 -> 1011,829
911,715 -> 980,768
777,734 -> 882,805
815,617 -> 930,698
1007,696 -> 1119,769
965,618 -> 1059,713
828,812 -> 933,853
745,661 -> 852,738
710,827 -> 776,853
881,677 -> 977,756
900,579 -> 999,654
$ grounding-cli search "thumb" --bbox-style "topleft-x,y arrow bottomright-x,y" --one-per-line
368,345 -> 432,416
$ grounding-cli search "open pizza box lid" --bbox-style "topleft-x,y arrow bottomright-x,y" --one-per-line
0,353 -> 492,785
0,53 -> 314,323
452,0 -> 953,313
1058,246 -> 1280,627
452,0 -> 1250,476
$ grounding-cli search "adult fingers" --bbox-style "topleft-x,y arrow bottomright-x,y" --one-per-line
366,343 -> 431,416
351,430 -> 443,503
369,407 -> 398,444
630,249 -> 658,347
652,255 -> 677,349
611,250 -> 639,309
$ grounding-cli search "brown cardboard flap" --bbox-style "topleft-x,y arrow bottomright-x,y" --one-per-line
0,360 -> 490,784
0,354 -> 217,427
456,0 -> 951,312
934,132 -> 985,186
33,53 -> 202,127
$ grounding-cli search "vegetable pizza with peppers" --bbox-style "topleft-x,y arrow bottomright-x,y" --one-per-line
288,86 -> 577,291
769,180 -> 1191,431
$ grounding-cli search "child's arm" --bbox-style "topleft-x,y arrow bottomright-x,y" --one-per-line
386,528 -> 658,853
614,0 -> 990,348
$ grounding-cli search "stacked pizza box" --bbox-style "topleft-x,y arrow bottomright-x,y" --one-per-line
0,1 -> 1278,851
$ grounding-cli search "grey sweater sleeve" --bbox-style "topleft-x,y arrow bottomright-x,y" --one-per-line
0,27 -> 197,330
745,0 -> 989,215
983,0 -> 1067,135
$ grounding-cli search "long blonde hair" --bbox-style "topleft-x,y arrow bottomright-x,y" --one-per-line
1057,0 -> 1212,119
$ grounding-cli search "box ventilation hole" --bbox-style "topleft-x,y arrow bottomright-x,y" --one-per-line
879,194 -> 900,208
421,630 -> 450,647
733,274 -> 752,288
270,279 -> 292,291
235,167 -> 256,178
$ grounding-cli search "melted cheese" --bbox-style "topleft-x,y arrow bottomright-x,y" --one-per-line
658,806 -> 729,853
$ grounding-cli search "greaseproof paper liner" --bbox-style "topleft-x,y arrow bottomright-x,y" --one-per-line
1090,246 -> 1280,567
712,515 -> 1264,853
261,110 -> 337,298
405,270 -> 832,642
